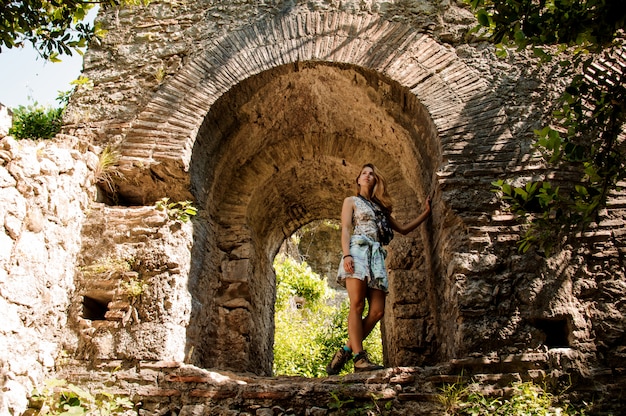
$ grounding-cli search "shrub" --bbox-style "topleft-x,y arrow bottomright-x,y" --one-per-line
9,104 -> 63,140
272,254 -> 382,377
439,380 -> 588,415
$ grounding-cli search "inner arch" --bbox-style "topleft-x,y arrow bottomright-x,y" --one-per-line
188,62 -> 440,375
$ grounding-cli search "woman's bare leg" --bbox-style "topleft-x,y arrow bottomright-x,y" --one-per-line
345,277 -> 367,353
361,288 -> 386,340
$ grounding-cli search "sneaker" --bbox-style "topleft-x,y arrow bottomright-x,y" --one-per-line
353,351 -> 384,372
326,348 -> 352,375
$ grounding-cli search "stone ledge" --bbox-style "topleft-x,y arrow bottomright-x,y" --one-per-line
50,352 -> 625,415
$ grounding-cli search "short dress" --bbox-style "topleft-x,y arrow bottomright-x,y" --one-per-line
336,196 -> 389,292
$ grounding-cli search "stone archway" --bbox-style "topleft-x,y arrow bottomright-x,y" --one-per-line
70,10 -> 495,375
110,12 -> 486,207
6,4 -> 626,413
186,62 -> 441,374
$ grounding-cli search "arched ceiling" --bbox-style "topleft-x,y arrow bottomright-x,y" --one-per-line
110,13 -> 488,209
191,62 -> 439,257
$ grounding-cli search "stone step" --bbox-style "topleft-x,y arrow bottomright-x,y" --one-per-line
449,352 -> 550,374
50,360 -> 565,415
51,356 -> 626,416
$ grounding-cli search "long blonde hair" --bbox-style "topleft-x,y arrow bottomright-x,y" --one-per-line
356,163 -> 393,213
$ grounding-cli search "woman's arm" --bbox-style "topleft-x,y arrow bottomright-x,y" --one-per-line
390,196 -> 431,235
341,197 -> 355,273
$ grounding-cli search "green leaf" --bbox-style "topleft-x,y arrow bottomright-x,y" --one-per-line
49,52 -> 62,63
532,47 -> 552,62
514,187 -> 528,200
575,185 -> 589,196
495,44 -> 509,59
477,9 -> 490,27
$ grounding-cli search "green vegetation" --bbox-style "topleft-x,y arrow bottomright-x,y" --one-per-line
467,0 -> 626,255
328,390 -> 394,415
121,276 -> 146,299
80,256 -> 134,278
0,0 -> 148,61
29,378 -> 134,415
272,254 -> 382,377
94,145 -> 122,195
466,0 -> 624,52
155,198 -> 198,223
439,380 -> 587,415
7,73 -> 94,141
8,104 -> 63,140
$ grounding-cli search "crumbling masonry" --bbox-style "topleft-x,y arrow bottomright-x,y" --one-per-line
1,1 -> 625,414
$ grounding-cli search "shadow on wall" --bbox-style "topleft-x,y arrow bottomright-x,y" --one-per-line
184,62 -> 442,375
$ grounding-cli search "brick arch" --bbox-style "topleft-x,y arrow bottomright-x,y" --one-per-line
115,11 -> 486,205
113,11 -> 490,375
185,61 -> 444,374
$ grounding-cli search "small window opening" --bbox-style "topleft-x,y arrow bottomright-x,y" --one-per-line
82,295 -> 110,321
531,318 -> 570,348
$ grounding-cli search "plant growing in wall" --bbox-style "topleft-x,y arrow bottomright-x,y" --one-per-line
80,256 -> 134,279
467,0 -> 626,255
438,380 -> 587,415
29,378 -> 134,415
155,198 -> 198,222
94,145 -> 123,199
121,276 -> 146,299
119,273 -> 146,326
328,390 -> 394,415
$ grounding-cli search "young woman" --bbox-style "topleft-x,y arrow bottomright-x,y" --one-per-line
326,163 -> 432,374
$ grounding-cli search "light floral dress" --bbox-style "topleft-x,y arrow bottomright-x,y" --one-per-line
337,196 -> 389,292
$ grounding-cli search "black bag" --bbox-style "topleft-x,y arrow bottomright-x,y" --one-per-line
359,196 -> 394,245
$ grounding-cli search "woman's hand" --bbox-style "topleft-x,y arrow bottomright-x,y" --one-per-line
391,194 -> 432,235
343,255 -> 354,274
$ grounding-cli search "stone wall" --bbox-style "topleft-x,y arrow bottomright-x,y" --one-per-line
58,0 -> 625,375
0,135 -> 96,414
73,204 -> 194,364
1,0 -> 625,414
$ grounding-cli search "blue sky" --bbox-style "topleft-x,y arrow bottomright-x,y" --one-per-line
0,46 -> 85,109
0,7 -> 98,109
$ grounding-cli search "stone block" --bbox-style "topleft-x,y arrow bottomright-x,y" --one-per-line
222,259 -> 250,283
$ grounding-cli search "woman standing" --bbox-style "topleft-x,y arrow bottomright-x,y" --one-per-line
326,163 -> 432,374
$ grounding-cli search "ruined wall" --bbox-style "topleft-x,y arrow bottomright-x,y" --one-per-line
0,135 -> 96,414
1,0 -> 625,414
59,0 -> 625,372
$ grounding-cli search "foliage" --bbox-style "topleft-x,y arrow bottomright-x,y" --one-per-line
71,75 -> 95,91
155,198 -> 198,223
274,254 -> 329,312
328,390 -> 356,411
467,0 -> 626,254
329,390 -> 394,415
94,145 -> 122,195
438,376 -> 470,412
30,378 -> 134,415
0,0 -> 147,61
80,256 -> 133,278
439,380 -> 587,415
7,73 -> 96,141
9,104 -> 63,140
121,276 -> 146,299
466,0 -> 625,53
272,254 -> 382,377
